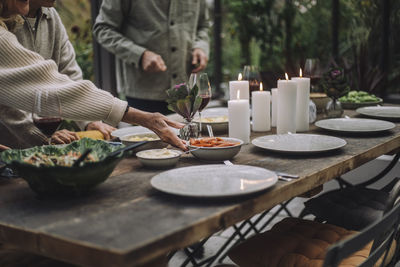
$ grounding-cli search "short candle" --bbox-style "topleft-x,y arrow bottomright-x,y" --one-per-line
251,83 -> 271,132
271,88 -> 278,127
292,68 -> 310,132
228,90 -> 250,144
229,73 -> 249,100
277,73 -> 297,134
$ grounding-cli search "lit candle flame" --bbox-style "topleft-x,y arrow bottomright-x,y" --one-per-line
237,90 -> 240,100
285,73 -> 289,80
300,68 -> 302,77
260,82 -> 263,91
238,73 -> 243,81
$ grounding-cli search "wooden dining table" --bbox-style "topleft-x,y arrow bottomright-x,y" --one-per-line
0,110 -> 399,267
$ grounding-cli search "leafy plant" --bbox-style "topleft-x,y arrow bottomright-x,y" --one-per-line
166,83 -> 202,121
56,1 -> 94,81
69,21 -> 94,81
320,68 -> 350,99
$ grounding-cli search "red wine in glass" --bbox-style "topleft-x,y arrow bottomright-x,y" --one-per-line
310,76 -> 322,92
249,80 -> 261,93
32,90 -> 63,137
198,95 -> 211,112
33,117 -> 62,136
197,73 -> 212,136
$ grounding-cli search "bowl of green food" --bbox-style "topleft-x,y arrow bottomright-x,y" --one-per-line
0,138 -> 125,196
339,91 -> 383,109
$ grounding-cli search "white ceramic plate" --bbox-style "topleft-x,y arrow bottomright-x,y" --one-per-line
166,107 -> 229,123
356,106 -> 400,119
151,165 -> 277,198
193,115 -> 229,133
111,126 -> 179,139
252,134 -> 347,154
315,118 -> 395,133
195,107 -> 229,118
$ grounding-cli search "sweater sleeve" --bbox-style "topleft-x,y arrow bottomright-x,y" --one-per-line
0,29 -> 127,127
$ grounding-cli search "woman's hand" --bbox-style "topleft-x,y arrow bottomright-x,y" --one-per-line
86,121 -> 116,140
50,129 -> 79,145
122,108 -> 187,151
0,145 -> 10,152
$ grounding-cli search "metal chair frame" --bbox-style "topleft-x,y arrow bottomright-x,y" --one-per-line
337,152 -> 400,189
175,153 -> 400,266
173,199 -> 295,266
323,180 -> 400,267
300,152 -> 400,220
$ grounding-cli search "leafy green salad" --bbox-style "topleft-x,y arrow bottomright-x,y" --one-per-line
339,91 -> 381,103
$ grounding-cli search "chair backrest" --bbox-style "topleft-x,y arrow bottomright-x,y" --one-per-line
323,199 -> 400,267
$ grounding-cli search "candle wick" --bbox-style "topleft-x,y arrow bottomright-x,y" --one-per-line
285,73 -> 289,80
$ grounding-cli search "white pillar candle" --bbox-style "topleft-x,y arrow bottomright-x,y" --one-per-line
251,84 -> 271,132
271,88 -> 278,127
292,76 -> 310,132
277,76 -> 297,134
228,94 -> 250,144
229,73 -> 249,100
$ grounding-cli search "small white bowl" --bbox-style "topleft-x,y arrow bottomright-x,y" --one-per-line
188,137 -> 243,161
136,149 -> 182,169
120,133 -> 168,153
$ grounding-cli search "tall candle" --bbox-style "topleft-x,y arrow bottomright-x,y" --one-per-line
277,74 -> 297,134
252,83 -> 271,132
229,73 -> 249,100
292,69 -> 310,132
271,88 -> 278,127
228,91 -> 250,144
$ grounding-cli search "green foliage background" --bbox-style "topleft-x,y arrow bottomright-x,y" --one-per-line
56,0 -> 399,96
55,0 -> 94,81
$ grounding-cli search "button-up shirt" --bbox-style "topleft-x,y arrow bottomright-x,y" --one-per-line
93,0 -> 210,101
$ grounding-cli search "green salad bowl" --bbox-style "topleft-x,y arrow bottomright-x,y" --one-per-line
0,138 -> 125,196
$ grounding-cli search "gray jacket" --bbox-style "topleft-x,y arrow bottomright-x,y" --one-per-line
93,0 -> 210,101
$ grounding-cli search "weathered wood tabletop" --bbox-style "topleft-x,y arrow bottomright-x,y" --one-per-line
0,110 -> 399,267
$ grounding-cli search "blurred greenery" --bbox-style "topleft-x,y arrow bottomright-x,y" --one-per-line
55,0 -> 399,97
55,0 -> 94,81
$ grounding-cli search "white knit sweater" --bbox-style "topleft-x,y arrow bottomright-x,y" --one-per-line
0,27 -> 127,127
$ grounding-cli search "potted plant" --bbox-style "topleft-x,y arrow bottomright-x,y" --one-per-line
320,68 -> 350,117
166,83 -> 202,140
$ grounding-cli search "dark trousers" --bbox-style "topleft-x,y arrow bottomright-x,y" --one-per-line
126,97 -> 173,115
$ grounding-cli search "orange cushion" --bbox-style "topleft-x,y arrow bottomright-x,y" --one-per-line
228,218 -> 395,267
0,244 -> 168,267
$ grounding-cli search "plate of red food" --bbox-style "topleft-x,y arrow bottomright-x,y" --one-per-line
188,137 -> 243,161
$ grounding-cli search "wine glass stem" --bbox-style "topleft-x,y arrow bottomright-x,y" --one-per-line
199,112 -> 202,137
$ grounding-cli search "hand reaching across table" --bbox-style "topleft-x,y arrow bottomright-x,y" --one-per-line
50,129 -> 79,145
123,108 -> 187,151
0,144 -> 10,151
86,121 -> 116,140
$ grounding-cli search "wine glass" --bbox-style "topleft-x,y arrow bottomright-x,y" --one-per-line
197,73 -> 212,135
243,65 -> 261,93
32,89 -> 63,137
188,73 -> 198,90
303,58 -> 322,92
